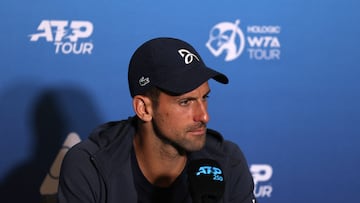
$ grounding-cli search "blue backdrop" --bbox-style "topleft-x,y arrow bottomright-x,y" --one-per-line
1,0 -> 359,202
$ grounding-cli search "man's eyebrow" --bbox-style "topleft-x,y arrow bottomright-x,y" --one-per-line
204,89 -> 211,96
185,89 -> 211,100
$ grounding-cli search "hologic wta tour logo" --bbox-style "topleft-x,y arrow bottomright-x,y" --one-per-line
250,164 -> 273,199
206,19 -> 281,61
29,20 -> 94,55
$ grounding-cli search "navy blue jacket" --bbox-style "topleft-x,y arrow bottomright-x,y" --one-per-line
58,117 -> 256,203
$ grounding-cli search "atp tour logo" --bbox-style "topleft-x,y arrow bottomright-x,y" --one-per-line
29,20 -> 94,55
196,165 -> 224,181
250,164 -> 273,198
206,19 -> 281,61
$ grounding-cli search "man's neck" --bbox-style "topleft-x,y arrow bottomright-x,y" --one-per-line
133,133 -> 187,187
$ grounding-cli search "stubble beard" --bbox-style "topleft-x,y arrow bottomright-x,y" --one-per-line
151,119 -> 207,155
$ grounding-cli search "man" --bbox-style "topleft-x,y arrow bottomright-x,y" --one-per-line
58,37 -> 256,203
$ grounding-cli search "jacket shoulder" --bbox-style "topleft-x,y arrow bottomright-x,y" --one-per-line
205,128 -> 240,155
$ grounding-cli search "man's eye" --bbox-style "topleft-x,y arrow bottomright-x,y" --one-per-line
203,95 -> 210,101
179,99 -> 191,106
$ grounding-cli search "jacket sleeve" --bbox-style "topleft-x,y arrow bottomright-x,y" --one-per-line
224,141 -> 257,203
58,144 -> 102,203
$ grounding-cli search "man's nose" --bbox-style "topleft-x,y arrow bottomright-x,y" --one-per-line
194,100 -> 209,123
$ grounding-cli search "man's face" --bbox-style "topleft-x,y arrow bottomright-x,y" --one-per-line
151,82 -> 211,152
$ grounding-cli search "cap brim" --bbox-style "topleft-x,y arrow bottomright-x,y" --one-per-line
156,66 -> 229,95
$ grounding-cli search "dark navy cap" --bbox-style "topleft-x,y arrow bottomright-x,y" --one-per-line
128,37 -> 229,97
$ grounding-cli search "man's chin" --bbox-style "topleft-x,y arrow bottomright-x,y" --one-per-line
185,141 -> 206,152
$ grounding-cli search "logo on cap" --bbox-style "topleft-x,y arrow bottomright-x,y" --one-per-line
139,76 -> 150,86
178,49 -> 200,64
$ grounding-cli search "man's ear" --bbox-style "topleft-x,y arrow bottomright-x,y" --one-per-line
132,95 -> 152,122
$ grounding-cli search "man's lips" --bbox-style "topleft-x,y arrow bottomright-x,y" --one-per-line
188,127 -> 206,136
